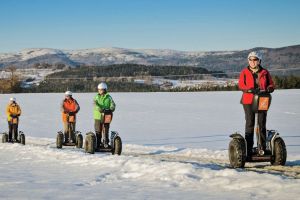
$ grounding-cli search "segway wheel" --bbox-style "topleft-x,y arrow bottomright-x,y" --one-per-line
228,138 -> 246,168
271,138 -> 287,166
2,133 -> 8,143
76,133 -> 83,148
112,136 -> 122,155
19,133 -> 25,145
56,132 -> 64,149
85,133 -> 95,154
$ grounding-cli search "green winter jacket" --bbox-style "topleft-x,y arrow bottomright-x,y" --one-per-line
93,93 -> 116,121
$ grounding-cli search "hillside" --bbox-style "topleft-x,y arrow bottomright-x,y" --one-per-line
24,64 -> 231,92
1,45 -> 299,74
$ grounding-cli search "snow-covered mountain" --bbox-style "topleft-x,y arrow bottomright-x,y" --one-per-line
0,47 -> 235,68
1,45 -> 299,73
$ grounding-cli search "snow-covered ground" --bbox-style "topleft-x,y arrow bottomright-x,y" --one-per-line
0,90 -> 300,199
151,77 -> 238,89
0,68 -> 64,87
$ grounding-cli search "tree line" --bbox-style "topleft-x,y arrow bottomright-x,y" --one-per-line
1,64 -> 300,93
47,64 -> 220,79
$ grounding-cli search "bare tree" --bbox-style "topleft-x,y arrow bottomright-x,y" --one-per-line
0,66 -> 21,93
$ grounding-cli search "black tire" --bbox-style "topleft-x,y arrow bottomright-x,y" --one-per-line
85,133 -> 95,154
2,133 -> 8,143
228,138 -> 246,168
271,137 -> 287,166
76,134 -> 83,148
56,132 -> 63,149
19,133 -> 25,145
112,136 -> 122,155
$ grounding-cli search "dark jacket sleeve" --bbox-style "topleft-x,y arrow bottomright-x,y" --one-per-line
267,71 -> 275,92
75,100 -> 80,113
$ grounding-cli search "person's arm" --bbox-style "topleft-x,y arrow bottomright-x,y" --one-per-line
239,70 -> 250,92
239,69 -> 258,93
110,97 -> 116,112
17,105 -> 21,116
75,99 -> 80,113
60,100 -> 66,113
93,97 -> 103,112
6,105 -> 11,118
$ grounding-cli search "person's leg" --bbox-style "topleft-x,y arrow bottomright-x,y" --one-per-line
8,122 -> 12,142
63,122 -> 69,142
258,111 -> 267,150
103,123 -> 110,145
94,119 -> 102,148
243,104 -> 255,157
70,122 -> 76,142
13,124 -> 18,141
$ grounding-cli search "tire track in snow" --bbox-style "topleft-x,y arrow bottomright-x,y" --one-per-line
19,137 -> 300,179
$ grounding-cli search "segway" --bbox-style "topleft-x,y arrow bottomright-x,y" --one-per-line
229,91 -> 287,168
84,110 -> 122,155
56,114 -> 83,149
2,117 -> 25,145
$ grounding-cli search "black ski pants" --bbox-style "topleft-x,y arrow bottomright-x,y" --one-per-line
94,119 -> 110,147
243,104 -> 267,152
8,122 -> 18,141
63,122 -> 76,142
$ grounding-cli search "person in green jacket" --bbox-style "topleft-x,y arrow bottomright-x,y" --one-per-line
93,82 -> 116,148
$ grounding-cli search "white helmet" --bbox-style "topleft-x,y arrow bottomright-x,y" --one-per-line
10,97 -> 16,102
65,91 -> 72,96
248,51 -> 262,60
97,82 -> 108,90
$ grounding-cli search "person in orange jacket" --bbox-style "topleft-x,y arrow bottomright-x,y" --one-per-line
6,97 -> 22,142
60,91 -> 80,143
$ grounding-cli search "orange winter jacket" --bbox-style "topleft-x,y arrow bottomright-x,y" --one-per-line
61,98 -> 80,122
6,103 -> 21,122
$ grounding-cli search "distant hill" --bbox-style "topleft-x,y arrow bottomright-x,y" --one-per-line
0,45 -> 299,74
24,64 -> 232,93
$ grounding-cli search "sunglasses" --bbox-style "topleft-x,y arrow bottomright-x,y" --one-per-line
249,58 -> 259,61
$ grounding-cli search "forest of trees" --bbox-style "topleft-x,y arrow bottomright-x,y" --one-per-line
1,64 -> 300,93
21,64 -> 227,92
47,64 -> 223,79
273,75 -> 300,89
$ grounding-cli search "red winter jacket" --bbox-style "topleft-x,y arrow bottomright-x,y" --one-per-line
239,66 -> 275,104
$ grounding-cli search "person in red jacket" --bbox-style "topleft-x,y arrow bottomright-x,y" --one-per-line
238,51 -> 275,159
61,91 -> 80,143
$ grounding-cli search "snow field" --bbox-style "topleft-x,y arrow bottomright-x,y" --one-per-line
0,90 -> 300,199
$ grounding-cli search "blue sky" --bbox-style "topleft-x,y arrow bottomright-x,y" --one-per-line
0,0 -> 299,53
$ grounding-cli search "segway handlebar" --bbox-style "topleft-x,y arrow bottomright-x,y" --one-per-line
246,89 -> 269,95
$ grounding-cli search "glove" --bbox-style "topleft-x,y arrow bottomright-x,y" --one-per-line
10,114 -> 17,117
246,88 -> 260,94
63,110 -> 69,114
69,112 -> 75,116
267,87 -> 274,93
